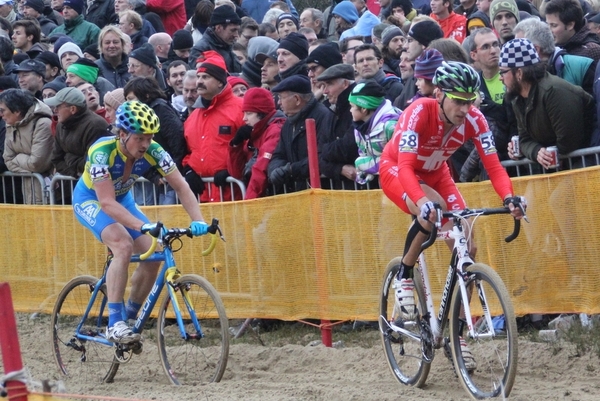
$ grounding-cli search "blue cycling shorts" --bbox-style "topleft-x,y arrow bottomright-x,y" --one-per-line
73,185 -> 149,242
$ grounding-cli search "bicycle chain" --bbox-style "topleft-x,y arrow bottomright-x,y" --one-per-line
418,313 -> 434,362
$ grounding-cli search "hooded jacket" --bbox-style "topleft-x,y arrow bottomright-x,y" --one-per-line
146,0 -> 187,36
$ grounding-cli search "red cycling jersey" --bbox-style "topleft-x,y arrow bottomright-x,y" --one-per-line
380,98 -> 513,211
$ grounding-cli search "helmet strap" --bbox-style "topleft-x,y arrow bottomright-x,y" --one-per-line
439,94 -> 454,125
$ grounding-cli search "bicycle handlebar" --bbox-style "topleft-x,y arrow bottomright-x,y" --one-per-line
139,218 -> 224,260
421,206 -> 523,251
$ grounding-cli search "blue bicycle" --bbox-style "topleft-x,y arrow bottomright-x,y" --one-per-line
51,219 -> 228,385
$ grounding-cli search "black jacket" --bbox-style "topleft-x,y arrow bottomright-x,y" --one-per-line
85,0 -> 115,29
189,28 -> 242,73
96,55 -> 130,89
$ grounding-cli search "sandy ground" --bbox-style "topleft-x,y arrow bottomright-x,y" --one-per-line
3,314 -> 599,401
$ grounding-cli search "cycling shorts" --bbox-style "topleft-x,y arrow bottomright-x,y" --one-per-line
380,163 -> 466,216
73,185 -> 149,242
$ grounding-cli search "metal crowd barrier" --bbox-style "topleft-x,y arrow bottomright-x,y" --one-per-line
0,172 -> 48,204
501,146 -> 600,176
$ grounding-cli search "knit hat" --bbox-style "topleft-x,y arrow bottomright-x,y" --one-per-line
332,1 -> 359,24
372,23 -> 391,41
63,0 -> 85,15
414,48 -> 444,80
197,50 -> 228,85
42,79 -> 66,93
242,87 -> 275,114
210,5 -> 242,26
317,63 -> 355,81
276,13 -> 299,30
44,87 -> 86,107
67,58 -> 100,83
348,81 -> 386,110
408,20 -> 444,47
490,0 -> 520,24
467,18 -> 486,31
305,42 -> 342,69
467,10 -> 491,31
382,25 -> 404,47
173,29 -> 194,50
22,0 -> 45,14
36,51 -> 61,70
278,32 -> 308,61
129,43 -> 158,69
14,59 -> 46,77
227,76 -> 248,89
103,88 -> 125,109
499,38 -> 540,68
271,75 -> 311,94
58,42 -> 83,60
83,44 -> 100,60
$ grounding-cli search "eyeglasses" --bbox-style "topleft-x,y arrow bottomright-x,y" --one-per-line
127,63 -> 142,69
307,65 -> 322,73
445,92 -> 477,106
477,41 -> 500,51
499,68 -> 512,76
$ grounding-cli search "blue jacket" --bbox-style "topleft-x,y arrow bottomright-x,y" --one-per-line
241,0 -> 298,23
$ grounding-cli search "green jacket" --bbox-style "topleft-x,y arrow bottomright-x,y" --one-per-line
512,72 -> 594,162
49,15 -> 100,50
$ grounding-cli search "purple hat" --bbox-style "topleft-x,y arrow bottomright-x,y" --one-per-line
414,49 -> 444,80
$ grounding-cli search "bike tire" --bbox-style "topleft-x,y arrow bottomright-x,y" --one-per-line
51,275 -> 119,383
379,257 -> 431,388
157,274 -> 229,385
448,263 -> 518,400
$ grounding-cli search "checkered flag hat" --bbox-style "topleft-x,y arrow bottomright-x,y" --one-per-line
499,38 -> 540,68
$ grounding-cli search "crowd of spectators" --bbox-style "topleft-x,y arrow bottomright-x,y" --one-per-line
0,0 -> 599,204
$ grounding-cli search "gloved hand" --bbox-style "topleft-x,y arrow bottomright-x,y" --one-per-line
141,222 -> 160,235
190,220 -> 209,236
269,163 -> 292,186
213,169 -> 230,187
230,125 -> 253,147
419,201 -> 437,222
184,166 -> 204,196
503,196 -> 527,210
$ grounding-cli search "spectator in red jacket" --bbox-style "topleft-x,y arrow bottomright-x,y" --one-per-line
228,87 -> 285,199
430,0 -> 467,43
182,50 -> 244,202
146,0 -> 186,36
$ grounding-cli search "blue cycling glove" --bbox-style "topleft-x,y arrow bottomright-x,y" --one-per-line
190,221 -> 209,236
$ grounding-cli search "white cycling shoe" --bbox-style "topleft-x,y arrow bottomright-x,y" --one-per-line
107,321 -> 141,344
393,277 -> 417,321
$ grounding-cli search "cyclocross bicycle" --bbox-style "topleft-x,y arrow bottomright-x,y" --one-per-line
379,205 -> 526,399
51,219 -> 228,385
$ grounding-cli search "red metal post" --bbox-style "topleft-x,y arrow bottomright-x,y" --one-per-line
305,119 -> 332,347
0,282 -> 29,401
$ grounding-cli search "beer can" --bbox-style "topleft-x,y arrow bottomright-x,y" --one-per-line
511,136 -> 521,158
547,146 -> 559,169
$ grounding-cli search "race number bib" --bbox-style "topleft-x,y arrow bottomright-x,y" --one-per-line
398,131 -> 418,154
478,131 -> 497,155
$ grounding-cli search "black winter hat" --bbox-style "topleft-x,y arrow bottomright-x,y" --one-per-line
23,0 -> 45,14
83,43 -> 100,60
305,42 -> 342,69
272,75 -> 312,94
36,50 -> 61,70
129,43 -> 158,69
210,5 -> 242,26
408,20 -> 444,47
173,29 -> 194,50
278,32 -> 309,61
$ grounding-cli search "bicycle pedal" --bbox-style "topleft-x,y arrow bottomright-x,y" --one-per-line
114,344 -> 134,363
131,341 -> 143,355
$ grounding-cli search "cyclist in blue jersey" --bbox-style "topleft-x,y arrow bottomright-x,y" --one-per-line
72,100 -> 210,344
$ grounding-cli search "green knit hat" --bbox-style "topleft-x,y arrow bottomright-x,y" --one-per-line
66,58 -> 99,84
348,82 -> 386,110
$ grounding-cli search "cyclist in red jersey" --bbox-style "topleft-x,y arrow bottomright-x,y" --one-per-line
379,61 -> 526,325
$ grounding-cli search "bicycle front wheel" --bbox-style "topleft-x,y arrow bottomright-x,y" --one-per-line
157,274 -> 229,385
379,257 -> 431,388
448,263 -> 518,399
51,275 -> 119,383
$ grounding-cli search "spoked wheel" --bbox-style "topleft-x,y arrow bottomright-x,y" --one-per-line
51,275 -> 119,383
379,257 -> 431,388
449,263 -> 518,399
157,274 -> 229,385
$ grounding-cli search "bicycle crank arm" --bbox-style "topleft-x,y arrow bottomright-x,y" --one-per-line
379,315 -> 421,343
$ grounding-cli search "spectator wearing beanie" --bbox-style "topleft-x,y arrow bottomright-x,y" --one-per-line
305,41 -> 343,99
277,12 -> 299,40
22,0 -> 57,37
240,36 -> 279,88
381,25 -> 405,76
83,44 -> 100,62
36,51 -> 62,82
129,43 -> 168,91
489,0 -> 519,44
183,50 -> 245,203
228,76 -> 249,98
146,0 -> 186,37
413,48 -> 444,98
268,74 -> 336,191
466,10 -> 491,35
65,57 -> 115,105
228,87 -> 286,199
347,81 -> 400,186
57,42 -> 83,71
165,29 -> 194,68
49,0 -> 101,50
332,0 -> 359,37
189,5 -> 243,74
405,20 -> 444,61
277,31 -> 309,81
103,88 -> 125,125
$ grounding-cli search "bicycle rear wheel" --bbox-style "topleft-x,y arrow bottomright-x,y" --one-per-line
379,257 -> 431,388
448,263 -> 518,399
51,275 -> 119,383
157,274 -> 229,385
